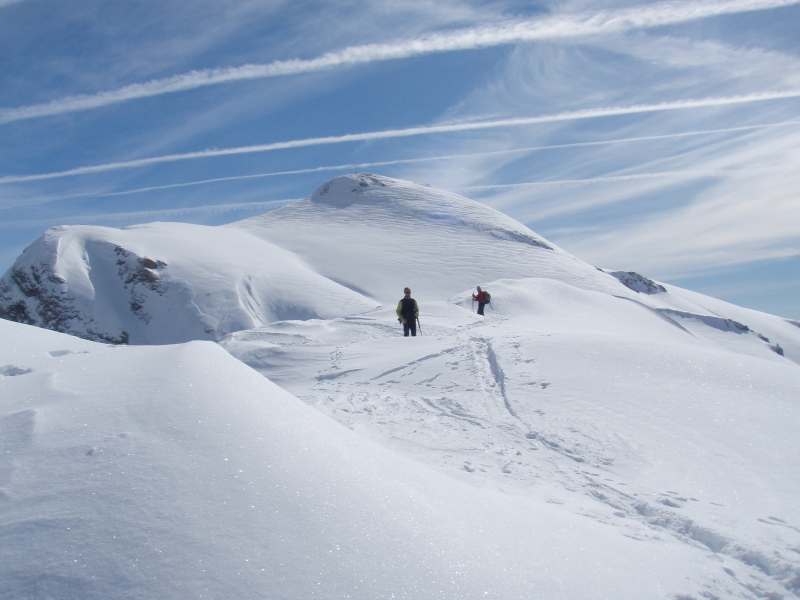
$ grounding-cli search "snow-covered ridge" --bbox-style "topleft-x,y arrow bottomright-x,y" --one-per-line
0,173 -> 626,344
0,173 -> 797,363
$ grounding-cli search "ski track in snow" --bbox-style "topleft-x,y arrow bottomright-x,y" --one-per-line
223,303 -> 800,600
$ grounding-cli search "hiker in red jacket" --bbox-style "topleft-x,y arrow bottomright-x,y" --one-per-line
472,286 -> 487,316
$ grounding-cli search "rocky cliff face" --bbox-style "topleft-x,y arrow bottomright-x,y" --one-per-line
603,269 -> 667,294
0,233 -> 171,344
0,261 -> 83,333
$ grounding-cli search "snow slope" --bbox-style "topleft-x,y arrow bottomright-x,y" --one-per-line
0,318 -> 725,600
2,173 -> 800,599
221,277 -> 800,599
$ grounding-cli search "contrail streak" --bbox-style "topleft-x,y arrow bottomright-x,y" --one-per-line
1,0 -> 798,124
2,91 -> 799,185
456,170 -> 738,190
23,120 -> 795,201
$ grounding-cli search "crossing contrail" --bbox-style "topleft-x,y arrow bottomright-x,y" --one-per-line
18,120 -> 792,201
2,90 -> 799,185
1,0 -> 798,124
456,170 -> 740,190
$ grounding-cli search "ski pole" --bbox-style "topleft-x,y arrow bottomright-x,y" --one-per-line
417,317 -> 423,336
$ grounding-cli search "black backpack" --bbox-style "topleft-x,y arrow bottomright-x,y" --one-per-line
400,297 -> 417,319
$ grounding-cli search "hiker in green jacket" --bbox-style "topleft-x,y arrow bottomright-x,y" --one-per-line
396,287 -> 419,337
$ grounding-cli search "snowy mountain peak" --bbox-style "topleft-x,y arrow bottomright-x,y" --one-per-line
229,174 -> 634,304
313,172 -> 391,199
304,172 -> 554,251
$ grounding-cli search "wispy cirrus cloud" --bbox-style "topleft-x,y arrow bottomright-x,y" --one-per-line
455,170 -> 743,190
5,122 -> 788,204
532,123 -> 800,277
561,171 -> 800,276
0,199 -> 298,230
2,90 -> 799,184
1,0 -> 797,124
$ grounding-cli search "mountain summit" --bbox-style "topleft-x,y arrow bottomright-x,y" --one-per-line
231,173 -> 626,301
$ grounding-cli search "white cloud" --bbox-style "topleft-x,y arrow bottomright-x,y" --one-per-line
1,0 -> 797,124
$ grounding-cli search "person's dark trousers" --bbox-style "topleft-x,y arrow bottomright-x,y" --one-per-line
403,320 -> 417,336
477,302 -> 486,315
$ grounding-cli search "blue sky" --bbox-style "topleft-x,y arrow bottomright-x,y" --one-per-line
1,0 -> 799,318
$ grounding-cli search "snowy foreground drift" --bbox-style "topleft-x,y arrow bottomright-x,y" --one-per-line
0,319 -> 724,599
1,174 -> 800,599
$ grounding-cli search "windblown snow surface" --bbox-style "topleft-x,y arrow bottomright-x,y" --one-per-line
1,174 -> 799,599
